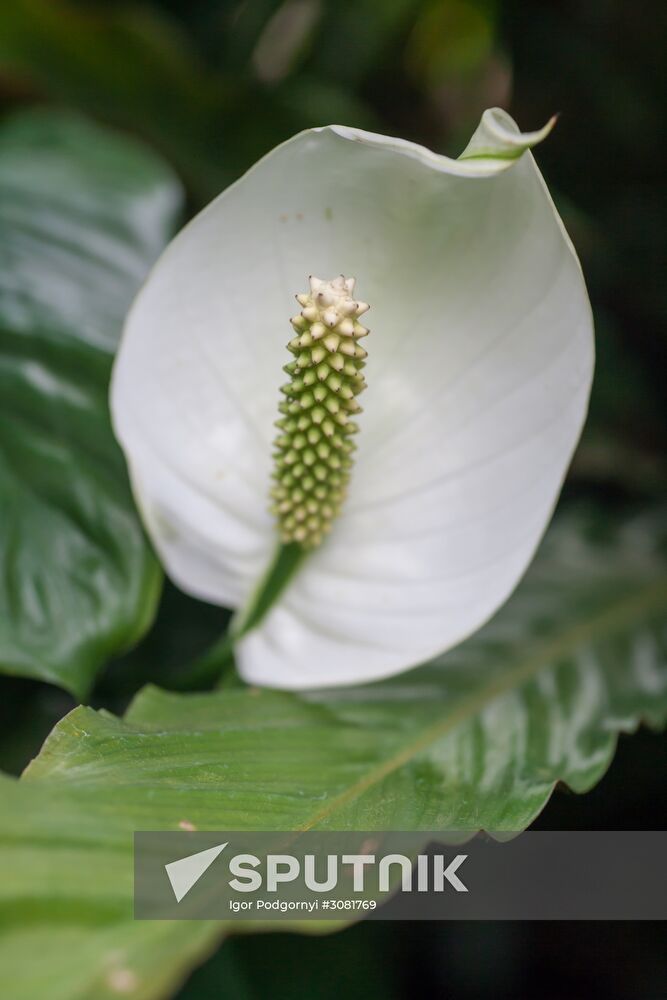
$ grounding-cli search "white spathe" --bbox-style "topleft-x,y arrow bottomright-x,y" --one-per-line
111,108 -> 594,689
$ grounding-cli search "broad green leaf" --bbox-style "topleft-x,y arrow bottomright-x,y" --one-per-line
0,510 -> 665,998
0,111 -> 182,696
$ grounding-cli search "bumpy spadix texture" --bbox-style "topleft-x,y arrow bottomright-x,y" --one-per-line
110,108 -> 595,691
271,275 -> 369,547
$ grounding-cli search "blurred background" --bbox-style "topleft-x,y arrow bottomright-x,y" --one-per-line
0,0 -> 665,997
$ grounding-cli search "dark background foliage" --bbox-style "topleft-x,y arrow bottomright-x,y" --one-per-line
0,0 -> 665,997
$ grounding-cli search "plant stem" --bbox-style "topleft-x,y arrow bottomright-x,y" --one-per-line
168,542 -> 307,691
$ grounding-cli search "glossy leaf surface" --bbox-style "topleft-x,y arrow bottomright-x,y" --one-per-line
0,112 -> 182,695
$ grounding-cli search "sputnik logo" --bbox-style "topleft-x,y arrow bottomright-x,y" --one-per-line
165,842 -> 228,902
164,841 -> 469,902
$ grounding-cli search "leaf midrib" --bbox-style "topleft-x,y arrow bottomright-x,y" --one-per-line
298,577 -> 667,830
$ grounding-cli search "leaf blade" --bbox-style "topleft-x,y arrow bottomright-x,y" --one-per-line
0,111 -> 183,695
2,508 -> 666,997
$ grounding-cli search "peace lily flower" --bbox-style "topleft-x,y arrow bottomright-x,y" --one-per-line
111,108 -> 594,690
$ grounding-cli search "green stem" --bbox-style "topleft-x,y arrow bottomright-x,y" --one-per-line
232,541 -> 307,638
168,542 -> 308,691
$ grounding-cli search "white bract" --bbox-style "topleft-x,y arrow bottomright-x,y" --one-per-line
111,108 -> 594,690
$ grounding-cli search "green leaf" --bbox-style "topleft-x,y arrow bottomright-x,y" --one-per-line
0,509 -> 665,997
0,111 -> 183,697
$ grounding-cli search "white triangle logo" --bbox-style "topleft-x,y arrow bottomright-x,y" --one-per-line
165,842 -> 228,902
